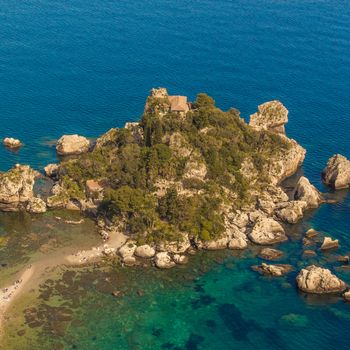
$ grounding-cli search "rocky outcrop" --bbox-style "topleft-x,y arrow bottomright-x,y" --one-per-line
322,154 -> 350,189
202,237 -> 228,250
294,176 -> 322,208
0,165 -> 36,211
3,137 -> 22,149
320,237 -> 339,251
249,100 -> 288,134
46,184 -> 69,208
296,265 -> 347,294
134,245 -> 156,259
228,237 -> 248,250
56,135 -> 90,156
26,197 -> 47,213
155,252 -> 176,269
252,263 -> 293,276
248,217 -> 287,245
275,200 -> 307,224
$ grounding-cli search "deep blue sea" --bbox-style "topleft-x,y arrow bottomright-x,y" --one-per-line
1,0 -> 350,349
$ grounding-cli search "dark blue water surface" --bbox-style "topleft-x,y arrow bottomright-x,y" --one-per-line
1,1 -> 350,349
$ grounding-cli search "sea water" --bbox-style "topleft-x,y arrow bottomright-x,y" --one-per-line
0,0 -> 350,349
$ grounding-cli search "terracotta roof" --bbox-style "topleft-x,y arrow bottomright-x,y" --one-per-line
168,95 -> 189,113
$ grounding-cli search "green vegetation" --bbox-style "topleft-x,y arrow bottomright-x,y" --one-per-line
57,93 -> 290,242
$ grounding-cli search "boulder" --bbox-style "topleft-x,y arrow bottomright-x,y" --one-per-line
258,248 -> 283,261
0,165 -> 36,211
248,217 -> 287,245
305,228 -> 319,238
275,200 -> 307,224
155,252 -> 176,269
249,100 -> 288,134
56,134 -> 90,156
252,263 -> 293,276
320,237 -> 339,251
44,164 -> 59,178
134,245 -> 156,259
123,256 -> 137,266
294,176 -> 322,208
296,265 -> 347,294
26,197 -> 47,213
322,154 -> 350,189
3,137 -> 22,149
118,241 -> 137,259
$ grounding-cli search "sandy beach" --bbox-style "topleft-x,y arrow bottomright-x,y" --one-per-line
0,230 -> 127,338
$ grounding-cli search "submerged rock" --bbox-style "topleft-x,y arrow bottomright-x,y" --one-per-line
322,154 -> 350,189
56,134 -> 90,156
248,217 -> 287,245
155,252 -> 176,269
294,176 -> 322,208
296,265 -> 347,294
252,263 -> 293,276
258,248 -> 283,261
3,137 -> 22,149
320,237 -> 339,251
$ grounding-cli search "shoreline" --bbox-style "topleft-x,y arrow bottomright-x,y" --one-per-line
0,229 -> 127,338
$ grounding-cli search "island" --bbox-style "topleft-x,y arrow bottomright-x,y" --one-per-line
0,88 -> 349,300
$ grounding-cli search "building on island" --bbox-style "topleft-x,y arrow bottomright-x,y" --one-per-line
148,88 -> 191,117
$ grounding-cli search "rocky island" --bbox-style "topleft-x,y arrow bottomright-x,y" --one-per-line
0,88 -> 349,298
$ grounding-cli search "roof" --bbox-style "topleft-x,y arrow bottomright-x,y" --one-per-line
168,95 -> 189,113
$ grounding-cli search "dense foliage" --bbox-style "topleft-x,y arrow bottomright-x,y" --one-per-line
58,93 -> 290,242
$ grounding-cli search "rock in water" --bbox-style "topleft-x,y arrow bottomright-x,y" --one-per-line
26,197 -> 47,213
3,137 -> 22,149
0,165 -> 36,211
258,248 -> 283,260
296,265 -> 347,294
248,217 -> 287,245
249,100 -> 288,134
155,252 -> 176,269
322,154 -> 350,189
56,134 -> 90,156
274,200 -> 307,224
294,176 -> 322,208
320,237 -> 339,251
252,263 -> 293,276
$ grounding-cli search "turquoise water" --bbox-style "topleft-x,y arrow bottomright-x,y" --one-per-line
1,0 -> 350,349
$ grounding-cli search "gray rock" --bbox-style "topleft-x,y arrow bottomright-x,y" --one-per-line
275,200 -> 307,224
